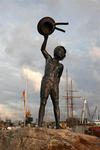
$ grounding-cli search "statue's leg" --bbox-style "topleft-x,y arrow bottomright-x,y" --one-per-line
50,97 -> 60,128
38,79 -> 50,127
53,99 -> 60,126
52,99 -> 62,129
50,85 -> 62,129
38,98 -> 47,127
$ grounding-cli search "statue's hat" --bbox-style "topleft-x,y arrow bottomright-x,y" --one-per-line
37,17 -> 69,35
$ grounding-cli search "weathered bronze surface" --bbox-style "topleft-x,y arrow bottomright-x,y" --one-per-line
37,17 -> 67,129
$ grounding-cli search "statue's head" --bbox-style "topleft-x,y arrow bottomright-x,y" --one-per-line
54,46 -> 66,60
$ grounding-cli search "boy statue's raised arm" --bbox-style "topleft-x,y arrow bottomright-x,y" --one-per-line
41,35 -> 52,59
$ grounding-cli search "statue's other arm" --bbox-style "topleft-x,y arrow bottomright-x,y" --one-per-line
41,35 -> 52,59
57,64 -> 64,83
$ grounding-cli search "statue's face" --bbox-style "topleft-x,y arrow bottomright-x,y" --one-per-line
54,46 -> 66,60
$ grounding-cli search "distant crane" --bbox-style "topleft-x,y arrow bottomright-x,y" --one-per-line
92,106 -> 97,120
91,106 -> 100,125
22,90 -> 33,125
81,98 -> 91,124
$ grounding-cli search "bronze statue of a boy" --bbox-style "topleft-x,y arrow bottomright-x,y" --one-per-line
38,35 -> 66,129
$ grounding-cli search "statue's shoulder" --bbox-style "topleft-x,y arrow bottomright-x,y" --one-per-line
59,63 -> 64,69
59,62 -> 63,66
46,56 -> 52,62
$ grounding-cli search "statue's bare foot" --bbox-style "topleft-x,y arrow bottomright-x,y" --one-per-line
38,124 -> 43,127
56,125 -> 63,129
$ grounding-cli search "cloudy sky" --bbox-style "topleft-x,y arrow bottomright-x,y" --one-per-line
0,0 -> 100,122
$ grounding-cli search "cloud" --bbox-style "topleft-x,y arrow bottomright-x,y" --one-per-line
89,47 -> 100,61
43,0 -> 63,13
4,23 -> 43,68
23,68 -> 42,92
93,70 -> 100,83
0,104 -> 23,121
